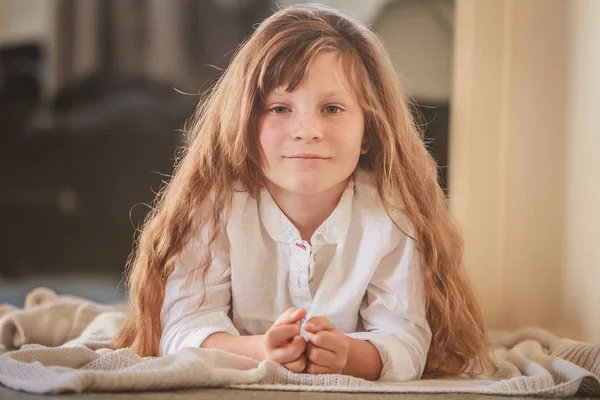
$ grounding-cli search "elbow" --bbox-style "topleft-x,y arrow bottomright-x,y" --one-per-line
378,332 -> 429,382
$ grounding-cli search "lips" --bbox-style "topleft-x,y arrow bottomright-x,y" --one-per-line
285,154 -> 329,159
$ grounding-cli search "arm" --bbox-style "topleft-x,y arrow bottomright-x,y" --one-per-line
161,222 -> 308,369
347,227 -> 432,382
160,224 -> 242,355
204,307 -> 308,371
302,225 -> 430,381
343,336 -> 383,381
201,332 -> 265,361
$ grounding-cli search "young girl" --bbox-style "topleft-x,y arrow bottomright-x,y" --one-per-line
113,4 -> 489,382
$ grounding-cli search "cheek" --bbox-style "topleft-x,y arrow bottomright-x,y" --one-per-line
258,118 -> 283,161
332,122 -> 364,154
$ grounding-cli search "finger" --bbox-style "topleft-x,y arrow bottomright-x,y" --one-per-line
288,335 -> 308,359
306,341 -> 337,367
275,307 -> 307,326
266,324 -> 300,348
303,316 -> 335,333
283,354 -> 307,373
269,335 -> 306,363
306,361 -> 333,375
306,330 -> 339,352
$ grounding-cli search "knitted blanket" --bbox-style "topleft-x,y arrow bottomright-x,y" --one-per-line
0,287 -> 599,397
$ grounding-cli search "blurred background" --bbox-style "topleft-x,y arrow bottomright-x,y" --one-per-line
0,0 -> 453,303
0,0 -> 598,343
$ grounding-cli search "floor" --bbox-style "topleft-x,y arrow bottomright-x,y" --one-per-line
0,387 -> 567,400
0,273 -> 125,307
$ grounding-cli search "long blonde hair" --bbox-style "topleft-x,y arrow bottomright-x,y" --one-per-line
113,4 -> 490,378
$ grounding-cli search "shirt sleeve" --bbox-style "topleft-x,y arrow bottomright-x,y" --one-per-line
347,225 -> 432,382
159,221 -> 239,356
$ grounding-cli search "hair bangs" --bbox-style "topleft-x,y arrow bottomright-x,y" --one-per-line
256,35 -> 359,101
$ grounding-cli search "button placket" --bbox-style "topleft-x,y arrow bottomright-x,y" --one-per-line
289,239 -> 313,305
308,250 -> 316,283
308,231 -> 323,284
292,241 -> 311,270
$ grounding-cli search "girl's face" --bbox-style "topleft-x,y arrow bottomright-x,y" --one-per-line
258,52 -> 366,198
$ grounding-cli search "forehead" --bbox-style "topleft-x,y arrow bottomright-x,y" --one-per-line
260,50 -> 361,99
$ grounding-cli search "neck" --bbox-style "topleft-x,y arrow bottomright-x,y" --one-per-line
266,180 -> 349,242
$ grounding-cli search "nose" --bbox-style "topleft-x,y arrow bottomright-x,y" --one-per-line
293,112 -> 323,142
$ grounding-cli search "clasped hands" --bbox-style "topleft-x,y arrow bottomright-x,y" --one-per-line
263,307 -> 349,374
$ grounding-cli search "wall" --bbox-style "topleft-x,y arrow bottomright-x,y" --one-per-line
450,0 -> 600,341
0,0 -> 52,45
562,0 -> 600,342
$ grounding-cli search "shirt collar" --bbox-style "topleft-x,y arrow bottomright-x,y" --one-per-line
258,179 -> 355,245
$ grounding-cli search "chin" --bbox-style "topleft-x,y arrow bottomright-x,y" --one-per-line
277,173 -> 350,197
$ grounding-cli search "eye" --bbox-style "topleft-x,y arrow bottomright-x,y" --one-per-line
269,106 -> 290,114
324,105 -> 343,114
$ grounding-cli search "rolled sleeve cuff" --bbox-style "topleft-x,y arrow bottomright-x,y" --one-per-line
161,311 -> 240,355
346,331 -> 423,382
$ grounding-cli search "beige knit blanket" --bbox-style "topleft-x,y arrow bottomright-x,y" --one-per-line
0,288 -> 599,397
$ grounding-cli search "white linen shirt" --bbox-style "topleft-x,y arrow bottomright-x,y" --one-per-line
160,170 -> 432,382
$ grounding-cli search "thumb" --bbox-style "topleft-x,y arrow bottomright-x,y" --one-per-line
274,307 -> 306,326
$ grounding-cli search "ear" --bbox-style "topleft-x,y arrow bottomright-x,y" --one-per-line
360,137 -> 369,154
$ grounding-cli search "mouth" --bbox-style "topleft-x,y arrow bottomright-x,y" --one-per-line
285,154 -> 330,160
